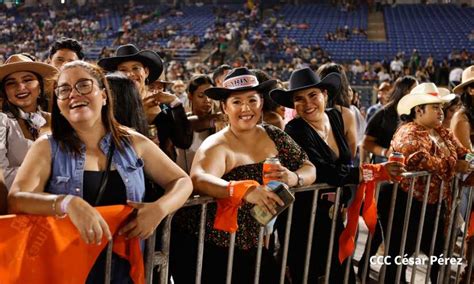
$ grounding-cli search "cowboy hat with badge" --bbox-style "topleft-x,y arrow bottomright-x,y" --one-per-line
204,67 -> 277,100
269,67 -> 341,108
98,44 -> 163,84
453,65 -> 474,94
397,82 -> 456,116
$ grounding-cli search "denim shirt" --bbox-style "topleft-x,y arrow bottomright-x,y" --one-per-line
46,133 -> 145,202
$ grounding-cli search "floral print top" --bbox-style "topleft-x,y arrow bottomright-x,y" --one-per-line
391,122 -> 468,204
173,124 -> 308,250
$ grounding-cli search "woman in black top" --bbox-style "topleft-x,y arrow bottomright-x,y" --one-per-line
270,68 -> 403,283
358,75 -> 417,280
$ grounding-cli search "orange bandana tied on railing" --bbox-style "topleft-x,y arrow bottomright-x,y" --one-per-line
0,205 -> 144,284
214,180 -> 259,233
468,212 -> 474,239
338,164 -> 390,263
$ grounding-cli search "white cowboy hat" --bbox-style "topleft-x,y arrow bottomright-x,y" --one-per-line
397,83 -> 456,116
438,87 -> 457,101
453,65 -> 474,94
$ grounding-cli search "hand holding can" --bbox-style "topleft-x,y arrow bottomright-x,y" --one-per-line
388,152 -> 405,182
263,157 -> 280,185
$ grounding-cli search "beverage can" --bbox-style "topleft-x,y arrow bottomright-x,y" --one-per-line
263,157 -> 280,185
389,152 -> 405,164
465,153 -> 474,168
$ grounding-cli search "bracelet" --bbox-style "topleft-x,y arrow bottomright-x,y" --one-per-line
52,195 -> 66,219
60,194 -> 74,215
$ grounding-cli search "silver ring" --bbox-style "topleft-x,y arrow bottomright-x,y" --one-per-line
88,229 -> 94,234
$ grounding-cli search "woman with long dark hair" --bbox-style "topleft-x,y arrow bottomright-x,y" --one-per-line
358,75 -> 418,280
0,54 -> 58,188
8,61 -> 192,282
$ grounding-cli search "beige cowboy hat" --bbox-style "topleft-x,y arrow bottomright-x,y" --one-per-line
453,65 -> 474,94
0,54 -> 58,82
171,80 -> 186,92
397,82 -> 456,116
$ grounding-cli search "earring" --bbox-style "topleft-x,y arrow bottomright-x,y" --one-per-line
103,100 -> 106,106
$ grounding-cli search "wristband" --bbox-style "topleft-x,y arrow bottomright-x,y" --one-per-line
52,195 -> 66,219
60,195 -> 75,215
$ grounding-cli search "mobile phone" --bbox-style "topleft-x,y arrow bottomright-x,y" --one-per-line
251,181 -> 295,226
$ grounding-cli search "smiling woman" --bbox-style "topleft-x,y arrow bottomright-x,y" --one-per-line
0,54 -> 58,189
169,67 -> 316,283
7,61 -> 193,283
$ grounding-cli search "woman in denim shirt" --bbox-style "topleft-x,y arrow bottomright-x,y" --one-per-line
8,61 -> 193,282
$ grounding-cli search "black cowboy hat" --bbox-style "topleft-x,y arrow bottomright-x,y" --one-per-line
98,44 -> 163,84
204,67 -> 277,100
269,68 -> 341,108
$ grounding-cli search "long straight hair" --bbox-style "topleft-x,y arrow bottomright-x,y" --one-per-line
52,61 -> 129,154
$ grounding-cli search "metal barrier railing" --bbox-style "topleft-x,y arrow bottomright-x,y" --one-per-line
108,171 -> 474,284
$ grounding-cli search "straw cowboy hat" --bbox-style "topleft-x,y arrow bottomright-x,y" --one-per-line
204,67 -> 277,100
98,44 -> 163,84
453,65 -> 474,94
269,67 -> 341,108
171,80 -> 186,92
0,54 -> 58,82
438,87 -> 458,101
397,83 -> 456,116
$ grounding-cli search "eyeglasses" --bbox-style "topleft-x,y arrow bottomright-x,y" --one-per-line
55,79 -> 95,100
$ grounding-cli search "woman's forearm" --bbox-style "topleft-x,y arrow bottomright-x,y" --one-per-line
155,176 -> 193,215
191,173 -> 230,199
8,191 -> 64,216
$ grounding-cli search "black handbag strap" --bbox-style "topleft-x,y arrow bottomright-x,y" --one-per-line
94,142 -> 115,206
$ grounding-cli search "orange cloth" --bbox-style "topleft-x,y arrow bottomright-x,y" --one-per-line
468,212 -> 474,238
0,205 -> 144,284
338,164 -> 390,263
214,180 -> 259,233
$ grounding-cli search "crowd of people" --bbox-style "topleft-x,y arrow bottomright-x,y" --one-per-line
0,31 -> 473,283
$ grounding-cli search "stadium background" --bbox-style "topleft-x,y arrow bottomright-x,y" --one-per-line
1,0 -> 473,111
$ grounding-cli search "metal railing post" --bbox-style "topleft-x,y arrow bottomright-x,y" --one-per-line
324,187 -> 342,284
395,176 -> 417,284
425,181 -> 445,284
303,189 -> 320,283
195,203 -> 207,284
410,174 -> 431,283
279,204 -> 294,284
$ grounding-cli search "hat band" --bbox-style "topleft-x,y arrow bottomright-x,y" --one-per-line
428,92 -> 438,97
223,75 -> 258,89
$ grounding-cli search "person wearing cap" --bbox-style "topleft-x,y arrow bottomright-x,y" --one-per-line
172,67 -> 315,283
270,67 -> 404,283
450,65 -> 474,284
0,54 -> 58,189
358,75 -> 418,280
8,61 -> 193,282
385,82 -> 471,283
366,81 -> 392,121
98,44 -> 192,160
